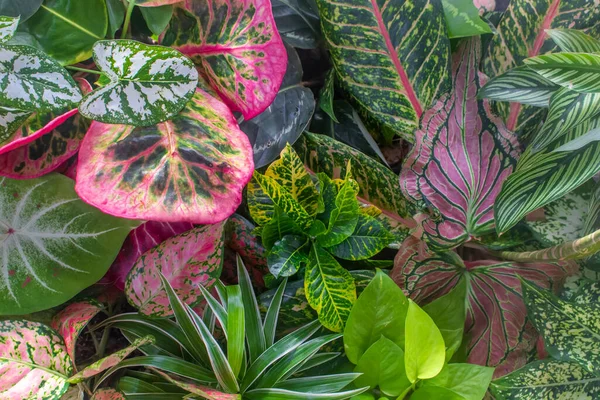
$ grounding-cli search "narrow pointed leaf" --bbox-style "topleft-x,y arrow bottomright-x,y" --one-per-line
50,300 -> 102,362
327,214 -> 394,260
318,70 -> 337,122
237,255 -> 267,363
227,285 -> 244,378
268,235 -> 309,278
92,389 -> 126,400
275,373 -> 361,393
524,53 -> 600,93
152,371 -> 240,400
263,279 -> 287,347
479,66 -> 559,107
244,387 -> 368,399
0,16 -> 19,43
546,29 -> 600,53
198,285 -> 228,337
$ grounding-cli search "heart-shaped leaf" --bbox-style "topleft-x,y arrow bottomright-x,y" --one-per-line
162,0 -> 287,120
0,174 -> 135,315
392,236 -> 576,377
125,223 -> 224,317
0,1 -> 43,22
79,40 -> 198,126
0,16 -> 19,43
271,0 -> 320,49
50,300 -> 103,362
91,389 -> 126,400
401,38 -> 520,251
0,320 -> 72,399
75,86 -> 254,224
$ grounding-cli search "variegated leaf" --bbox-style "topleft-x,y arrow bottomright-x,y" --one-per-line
0,320 -> 72,400
91,389 -> 125,400
0,174 -> 136,315
441,0 -> 492,39
137,0 -> 181,6
126,224 -> 224,317
50,300 -> 103,363
0,45 -> 82,112
0,107 -> 32,144
392,236 -> 576,377
0,16 -> 19,43
316,0 -> 451,141
75,86 -> 254,224
268,235 -> 309,278
318,69 -> 337,123
547,29 -> 600,53
162,0 -> 287,120
79,40 -> 198,126
155,370 -> 241,400
524,53 -> 600,93
326,214 -> 394,261
400,38 -> 520,250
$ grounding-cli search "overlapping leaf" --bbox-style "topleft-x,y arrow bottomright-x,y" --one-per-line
271,0 -> 320,48
162,0 -> 287,119
91,389 -> 125,400
401,38 -> 520,250
326,214 -> 393,260
268,235 -> 309,278
316,0 -> 451,141
75,86 -> 254,224
546,29 -> 600,53
137,0 -> 181,6
441,0 -> 492,38
0,16 -> 18,43
525,53 -> 600,93
0,1 -> 43,22
50,300 -> 103,362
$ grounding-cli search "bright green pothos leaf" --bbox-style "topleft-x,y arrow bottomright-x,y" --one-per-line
326,214 -> 394,260
304,243 -> 356,332
0,174 -> 135,315
546,29 -> 600,53
316,0 -> 451,142
422,363 -> 494,400
0,16 -> 19,43
490,360 -> 600,400
441,0 -> 492,38
0,320 -> 73,400
79,40 -> 198,126
524,52 -> 600,94
268,235 -> 310,278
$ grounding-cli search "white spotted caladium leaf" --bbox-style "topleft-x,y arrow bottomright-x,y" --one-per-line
0,174 -> 136,315
0,320 -> 73,399
75,86 -> 254,223
392,236 -> 576,377
79,40 -> 198,126
0,16 -> 19,43
91,389 -> 125,400
125,223 -> 224,317
162,0 -> 287,119
0,45 -> 82,112
400,38 -> 519,251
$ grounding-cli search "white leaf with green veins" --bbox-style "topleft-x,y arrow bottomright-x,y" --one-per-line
0,16 -> 19,43
79,40 -> 198,126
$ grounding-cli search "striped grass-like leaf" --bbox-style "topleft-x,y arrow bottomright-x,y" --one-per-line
275,373 -> 362,393
244,387 -> 368,399
199,284 -> 229,338
263,279 -> 287,348
237,255 -> 267,364
152,371 -> 241,400
226,286 -> 244,378
0,16 -> 18,43
547,29 -> 600,53
524,52 -> 600,93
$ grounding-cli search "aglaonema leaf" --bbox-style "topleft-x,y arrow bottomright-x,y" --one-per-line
0,320 -> 72,399
125,223 -> 224,317
91,389 -> 126,400
162,0 -> 287,120
401,38 -> 519,250
0,174 -> 136,315
79,40 -> 198,126
75,86 -> 254,224
316,0 -> 451,142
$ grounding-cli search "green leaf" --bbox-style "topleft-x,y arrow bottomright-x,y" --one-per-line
318,70 -> 338,123
405,300 -> 446,382
0,16 -> 19,43
140,5 -> 174,36
105,0 -> 125,38
263,279 -> 287,348
354,336 -> 411,396
237,255 -> 267,363
0,0 -> 43,22
22,0 -> 108,65
422,363 -> 494,400
546,29 -> 600,53
317,171 -> 360,247
326,214 -> 393,260
344,269 -> 408,364
79,40 -> 198,126
554,126 -> 600,152
260,208 -> 305,251
441,0 -> 492,38
244,387 -> 368,399
198,285 -> 229,338
410,386 -> 465,400
268,235 -> 310,278
524,53 -> 600,93
271,0 -> 321,49
479,66 -> 559,107
275,373 -> 360,393
227,285 -> 245,378
305,243 -> 356,332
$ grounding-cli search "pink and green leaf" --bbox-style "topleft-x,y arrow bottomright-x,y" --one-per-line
125,223 -> 224,317
224,214 -> 269,287
75,86 -> 254,224
137,0 -> 181,6
91,389 -> 126,400
162,0 -> 287,119
155,370 -> 241,400
400,38 -> 520,251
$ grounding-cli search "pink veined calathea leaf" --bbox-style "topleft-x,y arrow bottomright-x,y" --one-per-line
50,300 -> 103,364
162,0 -> 287,119
75,86 -> 254,224
102,221 -> 194,290
91,389 -> 125,400
392,236 -> 577,378
400,38 -> 520,251
125,223 -> 225,317
0,320 -> 73,399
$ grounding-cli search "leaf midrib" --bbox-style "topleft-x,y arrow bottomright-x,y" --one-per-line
0,356 -> 70,380
40,5 -> 102,40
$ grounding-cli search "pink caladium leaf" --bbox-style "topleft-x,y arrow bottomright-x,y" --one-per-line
103,221 -> 194,290
75,86 -> 254,224
392,236 -> 577,377
162,0 -> 287,119
400,38 -> 520,251
91,389 -> 125,400
50,300 -> 103,363
0,320 -> 73,399
125,223 -> 224,317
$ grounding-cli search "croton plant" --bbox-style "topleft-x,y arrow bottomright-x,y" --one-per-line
1,0 -> 600,399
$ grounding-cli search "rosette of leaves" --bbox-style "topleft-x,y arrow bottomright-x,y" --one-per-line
247,144 -> 395,332
344,270 -> 495,399
94,258 -> 369,400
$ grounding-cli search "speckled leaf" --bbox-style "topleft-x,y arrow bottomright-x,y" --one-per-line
76,86 -> 254,224
50,300 -> 102,363
316,0 -> 451,141
79,40 -> 198,126
271,0 -> 320,48
0,320 -> 72,400
0,107 -> 32,145
401,38 -> 520,251
125,223 -> 224,317
392,236 -> 576,377
319,70 -> 337,122
442,0 -> 492,38
91,389 -> 125,400
491,360 -> 600,400
162,0 -> 287,120
327,214 -> 394,260
0,174 -> 135,315
260,206 -> 305,251
0,16 -> 19,43
268,235 -> 309,278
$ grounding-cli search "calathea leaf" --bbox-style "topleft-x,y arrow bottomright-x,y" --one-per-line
79,40 -> 198,126
316,0 -> 451,141
0,174 -> 135,315
524,53 -> 600,94
0,16 -> 19,43
125,223 -> 224,317
441,0 -> 492,38
268,235 -> 309,278
326,214 -> 394,261
0,320 -> 72,399
392,236 -> 576,377
271,0 -> 321,49
75,86 -> 254,224
162,0 -> 287,120
546,29 -> 600,53
401,38 -> 520,250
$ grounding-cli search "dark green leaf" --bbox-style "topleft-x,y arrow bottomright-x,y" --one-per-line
326,214 -> 393,260
275,373 -> 360,393
244,387 -> 368,399
263,279 -> 287,347
0,0 -> 43,22
261,208 -> 305,251
317,170 -> 360,247
318,70 -> 338,123
271,0 -> 320,49
268,235 -> 310,278
140,4 -> 173,36
105,0 -> 125,38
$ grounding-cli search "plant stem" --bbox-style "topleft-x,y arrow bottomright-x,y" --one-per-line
65,66 -> 101,75
97,326 -> 111,359
121,0 -> 136,39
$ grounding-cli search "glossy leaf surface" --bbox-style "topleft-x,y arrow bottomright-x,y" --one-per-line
272,0 -> 320,48
422,363 -> 494,400
50,300 -> 102,362
327,214 -> 394,261
0,1 -> 43,22
524,53 -> 600,93
442,0 -> 492,38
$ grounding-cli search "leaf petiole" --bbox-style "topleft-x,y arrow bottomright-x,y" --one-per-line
65,65 -> 102,75
121,0 -> 136,39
